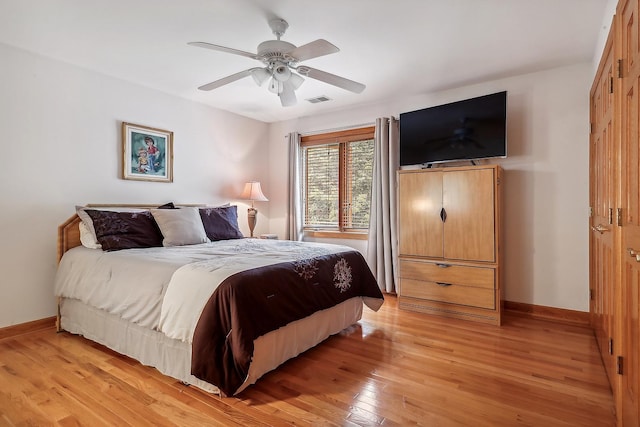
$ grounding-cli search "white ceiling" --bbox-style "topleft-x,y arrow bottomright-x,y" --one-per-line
0,0 -> 608,123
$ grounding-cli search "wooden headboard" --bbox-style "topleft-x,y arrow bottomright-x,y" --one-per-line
57,214 -> 82,262
57,204 -> 208,263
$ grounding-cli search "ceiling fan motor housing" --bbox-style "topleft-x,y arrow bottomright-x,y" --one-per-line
257,40 -> 297,64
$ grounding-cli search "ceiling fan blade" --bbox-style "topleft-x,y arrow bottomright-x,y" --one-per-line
188,42 -> 259,60
197,68 -> 256,91
279,81 -> 297,107
297,66 -> 365,93
286,39 -> 339,62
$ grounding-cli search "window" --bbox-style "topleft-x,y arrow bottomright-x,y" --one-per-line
301,126 -> 375,238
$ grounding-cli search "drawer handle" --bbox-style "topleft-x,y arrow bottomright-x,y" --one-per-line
436,263 -> 450,268
436,282 -> 452,287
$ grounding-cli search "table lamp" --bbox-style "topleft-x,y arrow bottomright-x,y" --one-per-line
239,181 -> 269,237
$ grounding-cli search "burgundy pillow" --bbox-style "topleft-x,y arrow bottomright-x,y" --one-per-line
85,210 -> 163,251
157,202 -> 176,209
199,205 -> 244,241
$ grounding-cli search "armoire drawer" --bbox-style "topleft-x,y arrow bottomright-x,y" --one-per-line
399,259 -> 495,290
400,278 -> 495,309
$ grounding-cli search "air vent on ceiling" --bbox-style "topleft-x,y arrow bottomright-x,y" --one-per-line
306,96 -> 332,104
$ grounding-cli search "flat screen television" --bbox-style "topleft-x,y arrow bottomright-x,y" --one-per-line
399,91 -> 507,166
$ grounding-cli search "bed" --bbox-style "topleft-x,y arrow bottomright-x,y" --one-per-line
54,204 -> 384,396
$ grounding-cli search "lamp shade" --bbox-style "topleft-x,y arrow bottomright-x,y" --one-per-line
289,72 -> 305,89
273,62 -> 292,82
239,181 -> 269,202
251,68 -> 271,86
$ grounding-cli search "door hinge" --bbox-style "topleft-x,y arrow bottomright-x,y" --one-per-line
617,356 -> 624,375
608,208 -> 613,225
610,76 -> 614,93
618,59 -> 623,78
609,338 -> 614,355
590,288 -> 594,300
589,206 -> 593,218
617,208 -> 623,226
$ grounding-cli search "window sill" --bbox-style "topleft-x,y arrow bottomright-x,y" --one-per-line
304,230 -> 368,240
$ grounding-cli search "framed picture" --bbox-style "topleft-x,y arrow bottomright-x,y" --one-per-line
122,122 -> 173,182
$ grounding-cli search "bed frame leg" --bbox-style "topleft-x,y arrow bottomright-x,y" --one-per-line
56,297 -> 62,333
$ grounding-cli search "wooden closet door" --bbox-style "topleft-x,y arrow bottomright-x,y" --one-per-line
619,0 -> 640,424
443,168 -> 495,262
589,21 -> 617,387
398,171 -> 443,258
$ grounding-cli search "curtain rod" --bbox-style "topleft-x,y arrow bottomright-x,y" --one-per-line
299,121 -> 376,137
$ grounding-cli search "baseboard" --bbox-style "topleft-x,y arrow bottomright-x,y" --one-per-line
0,316 -> 56,340
504,301 -> 590,327
0,302 -> 590,340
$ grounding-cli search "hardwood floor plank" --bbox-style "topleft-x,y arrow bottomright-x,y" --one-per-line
105,358 -> 267,426
0,296 -> 615,426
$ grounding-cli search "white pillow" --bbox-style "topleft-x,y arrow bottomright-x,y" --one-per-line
79,221 -> 102,249
151,207 -> 209,247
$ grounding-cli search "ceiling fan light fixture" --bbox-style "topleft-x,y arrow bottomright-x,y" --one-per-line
273,62 -> 291,82
250,68 -> 271,86
289,72 -> 305,90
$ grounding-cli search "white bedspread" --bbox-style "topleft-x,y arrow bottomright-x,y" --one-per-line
54,239 -> 357,338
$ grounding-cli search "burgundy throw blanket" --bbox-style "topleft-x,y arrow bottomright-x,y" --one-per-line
191,250 -> 383,396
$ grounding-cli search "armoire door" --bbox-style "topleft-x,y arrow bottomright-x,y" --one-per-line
398,170 -> 443,258
589,20 -> 617,386
443,168 -> 495,262
619,0 -> 640,424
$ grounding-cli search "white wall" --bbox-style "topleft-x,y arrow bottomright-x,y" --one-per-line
592,0 -> 618,75
0,43 -> 270,328
268,63 -> 592,312
0,40 -> 595,327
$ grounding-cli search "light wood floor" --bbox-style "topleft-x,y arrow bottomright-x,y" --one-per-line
0,296 -> 615,426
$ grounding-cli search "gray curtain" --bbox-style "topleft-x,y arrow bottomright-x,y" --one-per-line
366,117 -> 399,293
286,132 -> 303,241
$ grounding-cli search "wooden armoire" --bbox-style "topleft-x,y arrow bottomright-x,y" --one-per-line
397,165 -> 502,325
590,0 -> 640,425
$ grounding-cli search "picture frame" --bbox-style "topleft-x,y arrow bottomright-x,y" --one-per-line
122,122 -> 173,182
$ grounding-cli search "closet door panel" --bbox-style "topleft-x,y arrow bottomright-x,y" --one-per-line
589,21 -> 617,386
621,239 -> 640,427
619,0 -> 640,423
621,62 -> 640,427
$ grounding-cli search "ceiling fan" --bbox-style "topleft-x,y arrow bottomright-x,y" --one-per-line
188,18 -> 366,107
